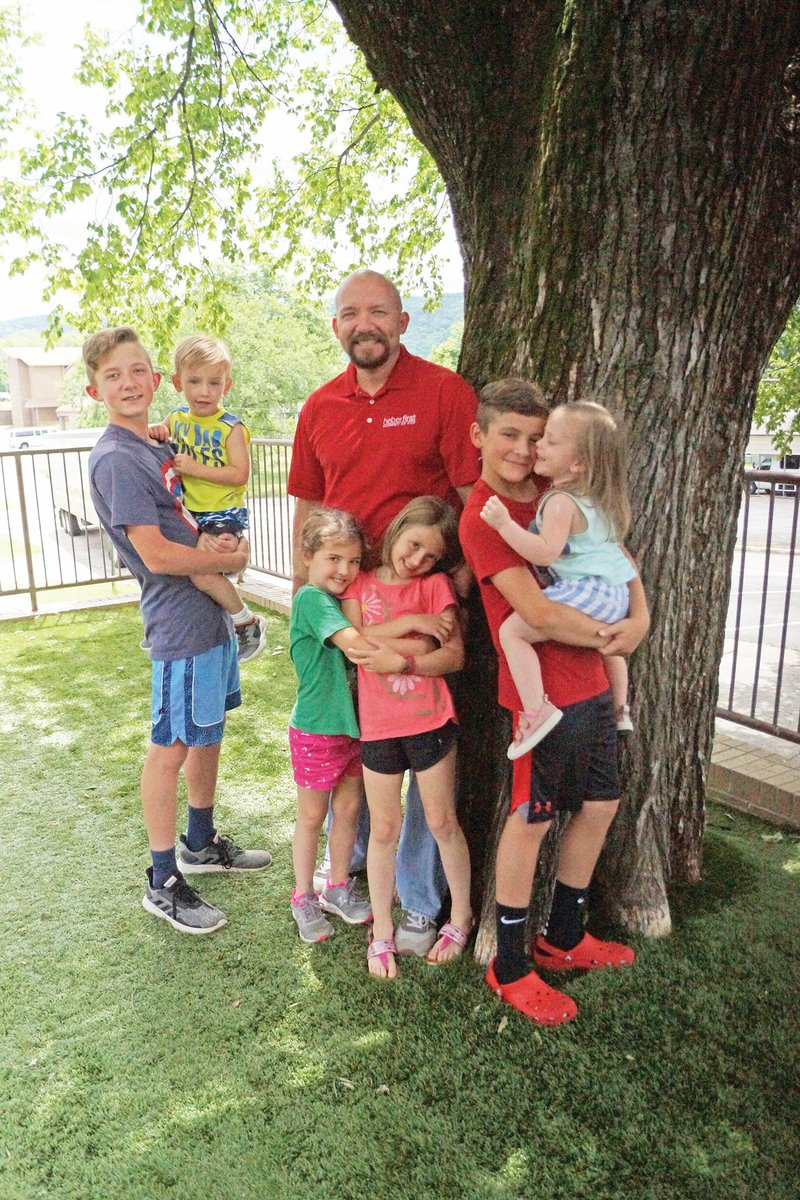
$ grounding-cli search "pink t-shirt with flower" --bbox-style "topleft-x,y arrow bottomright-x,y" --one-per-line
343,571 -> 459,741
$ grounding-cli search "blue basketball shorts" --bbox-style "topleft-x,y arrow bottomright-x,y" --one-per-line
150,636 -> 241,747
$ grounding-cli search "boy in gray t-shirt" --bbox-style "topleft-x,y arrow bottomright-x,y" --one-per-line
85,326 -> 272,935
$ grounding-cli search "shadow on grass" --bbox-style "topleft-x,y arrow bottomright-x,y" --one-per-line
668,832 -> 759,931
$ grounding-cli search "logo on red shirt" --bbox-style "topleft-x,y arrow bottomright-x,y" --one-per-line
382,414 -> 417,428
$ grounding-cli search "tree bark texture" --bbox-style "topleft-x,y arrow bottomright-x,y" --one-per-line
333,0 -> 800,941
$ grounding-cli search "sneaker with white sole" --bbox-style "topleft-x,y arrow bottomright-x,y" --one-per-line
319,877 -> 373,925
236,615 -> 268,664
291,889 -> 334,943
394,910 -> 438,956
142,868 -> 228,935
177,831 -> 273,874
507,698 -> 563,760
312,861 -> 330,894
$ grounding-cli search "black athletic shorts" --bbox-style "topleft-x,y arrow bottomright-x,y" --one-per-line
511,691 -> 620,824
361,720 -> 459,776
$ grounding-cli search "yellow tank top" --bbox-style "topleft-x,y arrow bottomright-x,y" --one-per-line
166,408 -> 251,513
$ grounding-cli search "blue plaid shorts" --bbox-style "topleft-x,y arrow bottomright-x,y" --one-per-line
544,574 -> 629,623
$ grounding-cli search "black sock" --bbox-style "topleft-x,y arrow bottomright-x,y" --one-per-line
494,904 -> 530,984
543,880 -> 588,951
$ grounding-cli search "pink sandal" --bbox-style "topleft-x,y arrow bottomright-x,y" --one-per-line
367,935 -> 397,979
425,921 -> 471,965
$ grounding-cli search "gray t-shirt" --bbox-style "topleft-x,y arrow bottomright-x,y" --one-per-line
89,425 -> 232,661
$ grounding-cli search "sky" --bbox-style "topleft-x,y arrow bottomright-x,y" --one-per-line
0,1 -> 464,322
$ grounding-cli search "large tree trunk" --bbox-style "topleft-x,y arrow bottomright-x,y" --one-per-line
333,0 -> 800,942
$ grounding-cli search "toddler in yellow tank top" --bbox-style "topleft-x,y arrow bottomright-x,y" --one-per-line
149,335 -> 267,664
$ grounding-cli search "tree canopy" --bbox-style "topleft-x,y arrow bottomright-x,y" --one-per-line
755,303 -> 800,452
67,266 -> 342,434
0,1 -> 449,353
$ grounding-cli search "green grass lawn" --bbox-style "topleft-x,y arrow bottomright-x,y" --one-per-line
1,606 -> 799,1200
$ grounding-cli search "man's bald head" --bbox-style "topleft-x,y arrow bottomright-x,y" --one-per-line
334,269 -> 403,314
332,269 -> 409,375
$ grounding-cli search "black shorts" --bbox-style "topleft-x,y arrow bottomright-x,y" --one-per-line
511,691 -> 620,824
361,720 -> 459,776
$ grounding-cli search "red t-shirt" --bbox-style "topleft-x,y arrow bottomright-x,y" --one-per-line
288,346 -> 480,548
459,478 -> 609,711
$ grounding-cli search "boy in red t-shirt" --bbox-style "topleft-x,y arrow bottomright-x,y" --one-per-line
459,378 -> 649,1024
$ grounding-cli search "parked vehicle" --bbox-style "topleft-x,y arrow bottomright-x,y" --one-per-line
29,429 -> 105,536
7,425 -> 58,450
744,452 -> 799,496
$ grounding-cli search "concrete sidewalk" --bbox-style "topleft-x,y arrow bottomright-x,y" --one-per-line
241,570 -> 800,833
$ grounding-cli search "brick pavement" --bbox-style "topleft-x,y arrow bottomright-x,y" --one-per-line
709,719 -> 800,831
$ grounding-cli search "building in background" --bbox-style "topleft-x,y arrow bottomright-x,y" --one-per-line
0,346 -> 82,429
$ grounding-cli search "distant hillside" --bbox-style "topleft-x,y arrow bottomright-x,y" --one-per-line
0,314 -> 50,340
0,294 -> 464,360
402,293 -> 463,359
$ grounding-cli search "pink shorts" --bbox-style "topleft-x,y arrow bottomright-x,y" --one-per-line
288,726 -> 363,791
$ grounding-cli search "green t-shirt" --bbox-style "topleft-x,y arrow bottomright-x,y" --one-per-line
289,585 -> 359,737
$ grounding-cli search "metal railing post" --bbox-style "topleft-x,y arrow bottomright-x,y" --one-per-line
14,453 -> 38,613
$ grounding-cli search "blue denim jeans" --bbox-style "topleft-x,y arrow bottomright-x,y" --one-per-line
325,772 -> 446,920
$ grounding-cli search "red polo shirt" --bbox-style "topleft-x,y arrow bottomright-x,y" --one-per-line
459,479 -> 609,711
288,346 -> 480,547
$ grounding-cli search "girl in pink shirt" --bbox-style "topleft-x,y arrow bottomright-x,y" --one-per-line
342,496 -> 472,980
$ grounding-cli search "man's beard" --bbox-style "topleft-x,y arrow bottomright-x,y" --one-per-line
347,333 -> 392,370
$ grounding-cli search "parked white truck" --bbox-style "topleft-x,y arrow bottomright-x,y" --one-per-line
29,428 -> 105,536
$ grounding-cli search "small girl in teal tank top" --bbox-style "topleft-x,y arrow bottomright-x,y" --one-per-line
481,401 -> 638,759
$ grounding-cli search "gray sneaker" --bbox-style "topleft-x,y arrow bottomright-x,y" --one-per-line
312,861 -> 330,893
291,890 -> 334,943
177,832 -> 273,874
142,868 -> 227,935
236,615 -> 267,664
319,877 -> 373,925
394,910 -> 438,956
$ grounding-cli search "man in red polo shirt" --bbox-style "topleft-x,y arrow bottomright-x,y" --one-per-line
288,269 -> 480,953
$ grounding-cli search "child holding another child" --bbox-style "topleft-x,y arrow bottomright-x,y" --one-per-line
481,401 -> 637,758
460,379 -> 649,1025
342,496 -> 472,980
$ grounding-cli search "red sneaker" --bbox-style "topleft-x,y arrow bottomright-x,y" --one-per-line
533,931 -> 635,972
485,960 -> 577,1025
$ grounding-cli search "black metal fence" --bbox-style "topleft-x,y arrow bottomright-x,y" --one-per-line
2,444 -> 798,744
719,471 -> 800,744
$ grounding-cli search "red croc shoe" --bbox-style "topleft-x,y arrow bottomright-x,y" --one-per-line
533,931 -> 635,972
485,960 -> 577,1025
